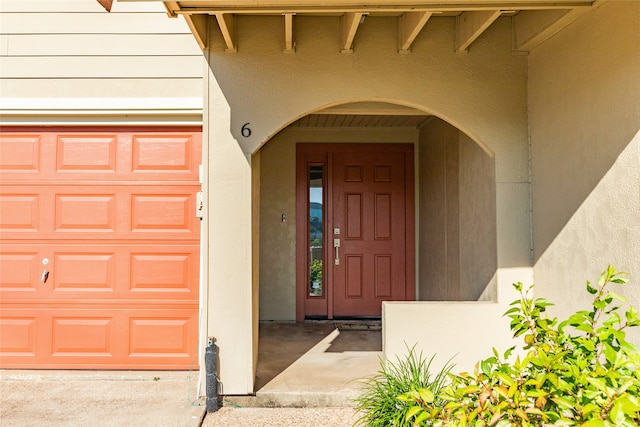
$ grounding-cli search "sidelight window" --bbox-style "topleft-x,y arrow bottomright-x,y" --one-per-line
308,165 -> 324,297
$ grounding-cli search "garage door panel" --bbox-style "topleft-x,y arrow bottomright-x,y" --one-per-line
0,252 -> 39,290
56,135 -> 118,172
0,316 -> 38,356
0,185 -> 199,240
1,131 -> 201,182
1,244 -> 199,301
132,134 -> 195,172
0,128 -> 201,369
130,252 -> 195,293
52,316 -> 115,356
0,134 -> 41,172
54,252 -> 116,292
131,193 -> 193,232
55,193 -> 117,232
0,308 -> 197,368
0,193 -> 40,232
129,317 -> 191,357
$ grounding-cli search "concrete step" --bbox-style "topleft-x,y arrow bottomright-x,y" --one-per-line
222,322 -> 383,408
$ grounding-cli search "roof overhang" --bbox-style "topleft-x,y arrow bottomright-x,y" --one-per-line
121,0 -> 605,52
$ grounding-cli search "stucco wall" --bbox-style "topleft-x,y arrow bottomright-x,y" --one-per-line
459,132 -> 498,299
383,267 -> 526,374
529,0 -> 640,346
0,0 -> 203,123
206,13 -> 530,393
418,119 -> 497,301
418,119 -> 459,299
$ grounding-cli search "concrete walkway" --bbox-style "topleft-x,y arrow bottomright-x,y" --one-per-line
0,370 -> 205,427
202,406 -> 359,426
0,323 -> 381,426
203,322 -> 381,426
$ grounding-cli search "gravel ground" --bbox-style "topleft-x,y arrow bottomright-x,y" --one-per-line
201,406 -> 360,427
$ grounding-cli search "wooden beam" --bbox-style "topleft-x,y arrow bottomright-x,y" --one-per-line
513,1 -> 606,52
96,0 -> 113,12
456,10 -> 501,52
215,12 -> 236,52
399,11 -> 432,52
283,13 -> 295,52
161,1 -> 593,14
184,14 -> 209,50
342,12 -> 364,53
163,1 -> 179,17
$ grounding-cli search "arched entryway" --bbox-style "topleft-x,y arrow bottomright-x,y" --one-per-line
248,100 -> 498,399
256,101 -> 497,322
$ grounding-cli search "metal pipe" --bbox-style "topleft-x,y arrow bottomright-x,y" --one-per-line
205,341 -> 219,412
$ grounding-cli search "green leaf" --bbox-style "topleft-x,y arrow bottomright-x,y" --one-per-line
503,346 -> 515,360
460,385 -> 480,396
581,420 -> 606,427
598,271 -> 607,287
586,281 -> 598,294
609,401 -> 625,425
551,396 -> 576,410
418,388 -> 435,404
608,291 -> 627,303
481,360 -> 491,375
582,403 -> 600,416
496,373 -> 515,387
405,405 -> 422,421
415,411 -> 430,424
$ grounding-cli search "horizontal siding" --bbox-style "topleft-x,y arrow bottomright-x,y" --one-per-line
1,34 -> 201,56
2,56 -> 204,78
0,0 -> 163,13
0,12 -> 191,34
0,0 -> 203,117
0,79 -> 203,99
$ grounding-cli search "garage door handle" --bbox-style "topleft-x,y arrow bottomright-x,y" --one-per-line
41,258 -> 50,283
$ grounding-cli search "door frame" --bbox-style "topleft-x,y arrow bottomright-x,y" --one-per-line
295,143 -> 415,321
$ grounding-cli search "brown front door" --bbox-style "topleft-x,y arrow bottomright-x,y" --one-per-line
296,143 -> 415,320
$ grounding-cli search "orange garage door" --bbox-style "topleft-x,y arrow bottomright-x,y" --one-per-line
0,127 -> 202,369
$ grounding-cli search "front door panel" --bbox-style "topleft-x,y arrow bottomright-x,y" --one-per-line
332,150 -> 408,317
296,143 -> 414,320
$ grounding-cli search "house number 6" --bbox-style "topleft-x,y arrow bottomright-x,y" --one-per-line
241,123 -> 251,138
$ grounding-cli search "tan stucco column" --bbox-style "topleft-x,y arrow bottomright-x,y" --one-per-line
204,66 -> 255,395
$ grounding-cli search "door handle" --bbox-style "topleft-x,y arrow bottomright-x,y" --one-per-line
41,258 -> 49,283
334,238 -> 341,265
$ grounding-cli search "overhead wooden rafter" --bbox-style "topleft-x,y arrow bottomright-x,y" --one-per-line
399,11 -> 432,52
456,10 -> 502,52
215,12 -> 236,52
513,1 -> 605,52
283,13 -> 295,52
342,12 -> 365,53
149,0 -> 604,53
184,14 -> 209,49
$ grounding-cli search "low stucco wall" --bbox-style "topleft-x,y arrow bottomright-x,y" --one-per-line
383,268 -> 531,373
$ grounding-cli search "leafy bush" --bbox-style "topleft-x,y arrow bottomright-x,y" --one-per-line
398,266 -> 640,426
354,346 -> 453,426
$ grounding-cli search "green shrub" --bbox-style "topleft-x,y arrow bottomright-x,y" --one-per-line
354,346 -> 453,426
399,266 -> 640,426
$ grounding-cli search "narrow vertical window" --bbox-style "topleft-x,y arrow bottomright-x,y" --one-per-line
309,165 -> 323,297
